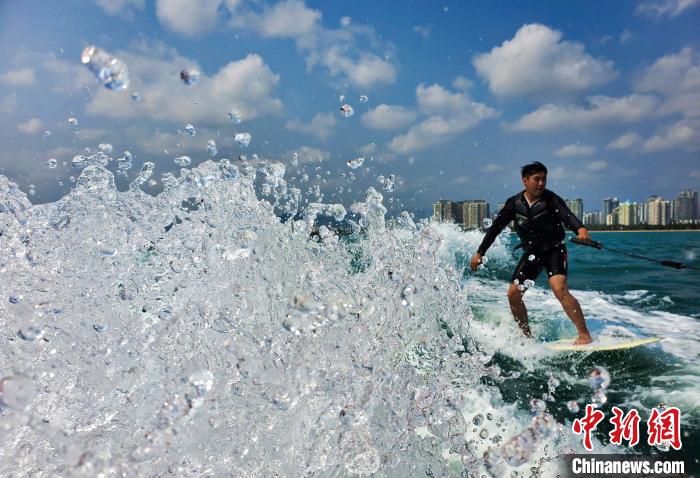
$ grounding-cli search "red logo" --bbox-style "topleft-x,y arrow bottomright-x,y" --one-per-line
609,406 -> 640,446
572,404 -> 605,451
647,407 -> 682,450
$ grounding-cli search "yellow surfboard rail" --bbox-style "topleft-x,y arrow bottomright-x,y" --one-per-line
545,337 -> 662,352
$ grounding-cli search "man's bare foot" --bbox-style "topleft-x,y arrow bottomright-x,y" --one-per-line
573,333 -> 593,345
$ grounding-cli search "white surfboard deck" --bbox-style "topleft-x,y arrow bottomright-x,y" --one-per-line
545,337 -> 661,352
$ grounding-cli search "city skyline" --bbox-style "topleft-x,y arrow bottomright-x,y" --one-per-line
433,187 -> 698,227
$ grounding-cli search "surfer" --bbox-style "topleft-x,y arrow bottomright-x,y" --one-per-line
470,161 -> 593,345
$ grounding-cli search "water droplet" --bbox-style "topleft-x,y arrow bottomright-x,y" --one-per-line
81,45 -> 130,90
43,130 -> 51,138
358,95 -> 368,103
185,124 -> 196,136
479,428 -> 489,439
340,104 -> 354,117
377,174 -> 395,192
132,91 -> 141,101
174,156 -> 192,167
46,158 -> 57,169
483,218 -> 493,229
72,155 -> 88,167
228,109 -> 242,124
347,157 -> 364,169
591,388 -> 607,407
207,140 -> 217,157
400,283 -> 417,307
567,401 -> 579,413
188,370 -> 214,397
68,117 -> 78,126
523,279 -> 535,289
18,325 -> 45,341
180,68 -> 200,86
530,399 -> 546,415
472,413 -> 484,426
587,366 -> 610,389
528,254 -> 536,261
98,143 -> 113,154
481,255 -> 489,264
234,133 -> 251,148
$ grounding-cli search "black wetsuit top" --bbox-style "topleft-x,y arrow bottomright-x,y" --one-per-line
477,189 -> 584,256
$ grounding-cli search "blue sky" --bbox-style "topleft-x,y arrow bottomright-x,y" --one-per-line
0,0 -> 698,216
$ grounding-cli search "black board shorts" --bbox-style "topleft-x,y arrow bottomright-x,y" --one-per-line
511,244 -> 568,285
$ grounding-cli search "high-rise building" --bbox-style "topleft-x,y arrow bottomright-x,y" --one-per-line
647,196 -> 671,226
433,200 -> 453,222
606,208 -> 619,226
584,211 -> 603,225
637,201 -> 647,224
464,200 -> 490,229
618,201 -> 638,226
564,198 -> 583,222
433,199 -> 490,229
603,198 -> 619,218
672,189 -> 698,221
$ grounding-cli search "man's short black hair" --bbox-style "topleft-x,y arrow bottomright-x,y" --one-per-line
521,161 -> 548,178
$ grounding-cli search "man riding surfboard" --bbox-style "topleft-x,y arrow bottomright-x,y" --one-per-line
470,161 -> 593,345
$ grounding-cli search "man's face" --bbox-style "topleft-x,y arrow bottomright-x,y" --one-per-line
522,172 -> 547,197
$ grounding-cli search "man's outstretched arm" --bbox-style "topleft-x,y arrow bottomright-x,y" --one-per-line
470,200 -> 515,271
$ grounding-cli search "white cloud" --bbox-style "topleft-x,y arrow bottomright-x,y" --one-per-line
17,118 -> 43,134
156,0 -> 234,36
511,94 -> 659,131
248,0 -> 321,39
286,112 -> 336,139
473,23 -> 618,97
607,132 -> 641,149
359,143 -> 376,154
95,0 -> 145,14
481,163 -> 505,173
452,76 -> 473,91
642,120 -> 700,152
388,84 -> 498,153
152,0 -> 395,89
620,29 -> 633,44
554,144 -> 597,156
451,176 -> 469,185
690,170 -> 700,178
361,104 -> 416,130
635,47 -> 700,118
635,0 -> 699,18
587,160 -> 608,171
41,53 -> 96,93
413,25 -> 431,39
318,46 -> 396,88
85,44 -> 282,125
0,68 -> 36,87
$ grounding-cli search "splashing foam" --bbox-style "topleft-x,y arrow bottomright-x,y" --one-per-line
0,160 -> 582,476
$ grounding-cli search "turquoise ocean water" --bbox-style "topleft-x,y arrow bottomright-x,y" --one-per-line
453,230 -> 700,472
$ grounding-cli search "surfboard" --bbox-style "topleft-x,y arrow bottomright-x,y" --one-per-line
545,337 -> 661,352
